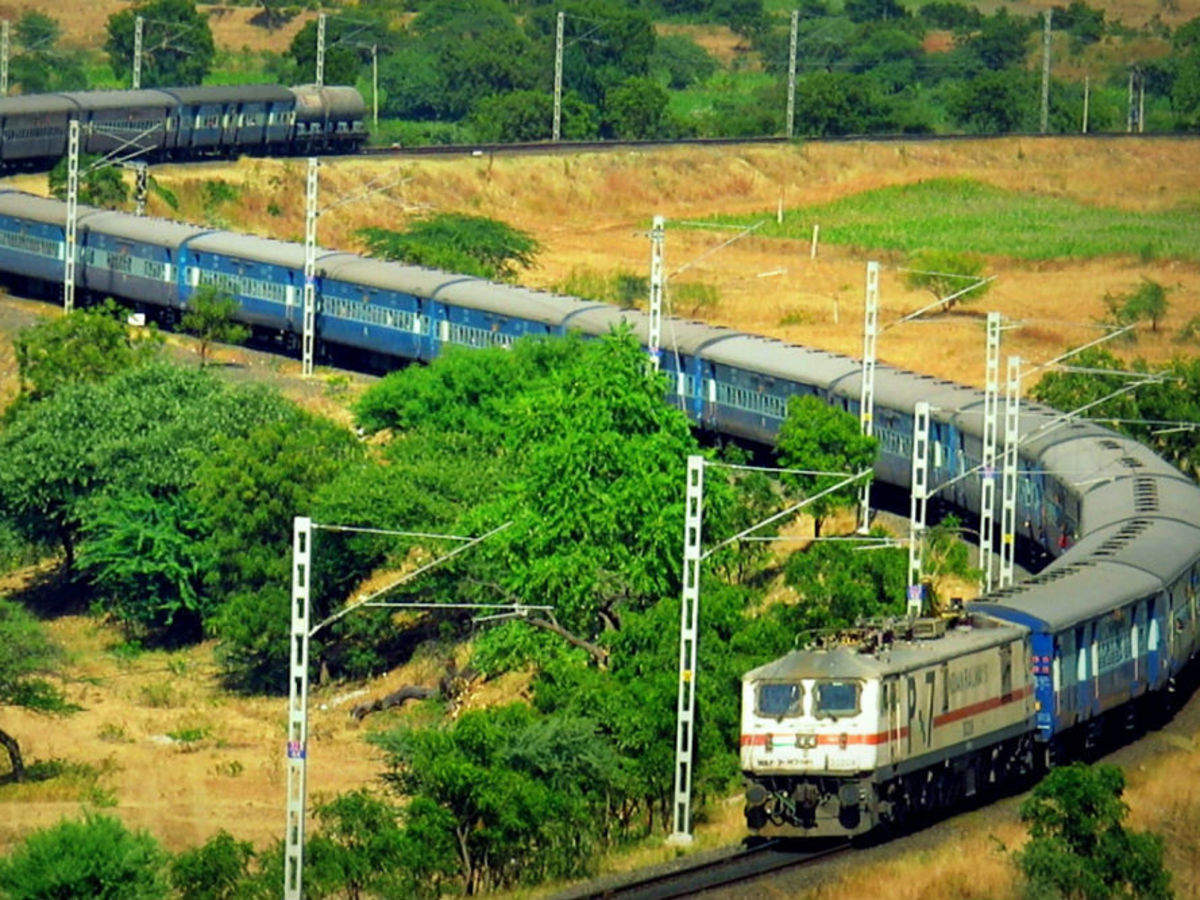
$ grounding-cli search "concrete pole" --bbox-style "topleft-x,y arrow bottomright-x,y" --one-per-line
1127,70 -> 1135,133
1040,9 -> 1052,134
371,44 -> 378,128
857,260 -> 879,533
1082,74 -> 1089,134
1138,73 -> 1145,133
132,15 -> 143,90
786,9 -> 798,139
553,11 -> 564,142
315,12 -> 326,89
64,119 -> 79,313
1,21 -> 10,97
907,401 -> 930,618
648,215 -> 664,371
669,455 -> 705,845
283,517 -> 313,900
301,157 -> 318,377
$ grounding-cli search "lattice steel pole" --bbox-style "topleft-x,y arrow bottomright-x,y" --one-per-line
132,15 -> 143,90
301,157 -> 318,377
315,12 -> 326,89
284,516 -> 313,900
1000,355 -> 1021,588
1,20 -> 10,97
553,11 -> 564,142
857,260 -> 879,533
979,312 -> 1001,593
907,401 -> 930,618
64,120 -> 79,313
786,9 -> 798,139
133,162 -> 148,216
669,455 -> 705,844
648,215 -> 665,371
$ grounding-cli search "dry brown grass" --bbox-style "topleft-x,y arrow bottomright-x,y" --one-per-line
63,137 -> 1200,389
655,22 -> 749,66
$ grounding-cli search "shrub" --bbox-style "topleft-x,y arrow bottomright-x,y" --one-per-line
169,830 -> 254,900
0,813 -> 169,899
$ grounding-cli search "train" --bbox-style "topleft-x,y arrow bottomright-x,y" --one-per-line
0,185 -> 1196,842
0,84 -> 366,167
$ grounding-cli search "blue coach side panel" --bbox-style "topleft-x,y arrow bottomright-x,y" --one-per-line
0,191 -> 85,283
80,212 -> 205,309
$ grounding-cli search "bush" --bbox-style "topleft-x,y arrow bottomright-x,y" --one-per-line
169,830 -> 254,900
0,813 -> 169,899
359,213 -> 540,281
903,248 -> 990,310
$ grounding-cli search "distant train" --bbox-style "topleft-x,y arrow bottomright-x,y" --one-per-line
0,84 -> 366,167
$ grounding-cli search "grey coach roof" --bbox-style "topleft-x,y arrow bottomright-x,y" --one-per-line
0,190 -> 100,227
58,89 -> 176,110
0,95 -> 75,115
83,211 -> 208,247
164,85 -> 293,105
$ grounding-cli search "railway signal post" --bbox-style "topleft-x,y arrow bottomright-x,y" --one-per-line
786,9 -> 798,139
133,162 -> 148,216
132,15 -> 144,90
648,215 -> 665,371
857,261 -> 879,532
553,11 -> 565,142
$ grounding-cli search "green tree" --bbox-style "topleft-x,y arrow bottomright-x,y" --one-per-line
774,394 -> 877,536
0,598 -> 73,782
904,248 -> 991,311
13,301 -> 160,402
180,285 -> 249,367
790,71 -> 900,136
957,9 -> 1032,71
48,155 -> 129,209
77,492 -> 211,645
359,214 -> 540,282
287,16 -> 387,87
469,90 -> 599,143
1104,277 -> 1170,332
782,537 -> 906,628
10,11 -> 87,93
1015,763 -> 1171,900
948,68 -> 1027,132
104,0 -> 215,88
169,830 -> 255,900
0,813 -> 169,899
1171,49 -> 1200,129
602,76 -> 669,139
301,791 -> 421,900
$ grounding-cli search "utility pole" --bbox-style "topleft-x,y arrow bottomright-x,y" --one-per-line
669,454 -> 705,845
648,215 -> 665,371
1,20 -> 10,97
133,162 -> 148,216
132,15 -> 144,90
1138,72 -> 1145,133
553,10 -> 564,142
64,120 -> 79,313
786,9 -> 798,139
907,401 -> 930,618
1082,74 -> 1089,134
301,157 -> 318,377
979,312 -> 1001,594
1039,8 -> 1052,134
315,12 -> 326,89
999,355 -> 1020,589
857,260 -> 879,533
371,44 -> 378,128
1127,70 -> 1135,133
283,516 -> 313,900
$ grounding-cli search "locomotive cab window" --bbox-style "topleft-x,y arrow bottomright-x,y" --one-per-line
814,680 -> 860,718
756,682 -> 803,718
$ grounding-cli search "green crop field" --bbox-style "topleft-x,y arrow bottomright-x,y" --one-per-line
694,178 -> 1200,261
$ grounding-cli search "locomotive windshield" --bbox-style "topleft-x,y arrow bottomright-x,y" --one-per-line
814,680 -> 860,717
757,682 -> 803,717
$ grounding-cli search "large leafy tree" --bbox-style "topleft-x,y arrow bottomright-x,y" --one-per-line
1015,763 -> 1171,899
782,538 -> 907,629
105,0 -> 215,88
48,155 -> 129,210
0,598 -> 74,783
774,394 -> 877,536
10,11 -> 87,93
469,90 -> 599,143
287,15 -> 389,87
359,213 -> 540,282
602,76 -> 669,139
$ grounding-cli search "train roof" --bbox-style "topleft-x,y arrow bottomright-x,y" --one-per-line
164,85 -> 294,104
971,559 -> 1163,632
745,617 -> 1027,681
58,89 -> 176,110
562,304 -> 737,355
0,190 -> 99,227
702,334 -> 859,389
0,94 -> 75,115
1055,516 -> 1200,587
289,85 -> 365,117
186,230 -> 338,269
438,277 -> 599,327
81,210 -> 208,247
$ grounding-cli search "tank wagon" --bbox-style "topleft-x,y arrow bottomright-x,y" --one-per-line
0,190 -> 1197,838
0,84 -> 366,167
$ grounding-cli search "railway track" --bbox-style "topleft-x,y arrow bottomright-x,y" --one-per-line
346,128 -> 1198,162
550,838 -> 850,900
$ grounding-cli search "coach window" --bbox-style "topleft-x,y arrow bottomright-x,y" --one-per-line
757,682 -> 803,719
814,680 -> 860,718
